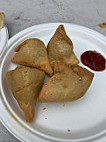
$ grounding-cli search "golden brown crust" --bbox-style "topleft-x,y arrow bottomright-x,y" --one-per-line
54,63 -> 72,74
47,25 -> 79,69
50,25 -> 74,47
6,66 -> 45,122
38,64 -> 94,103
6,66 -> 45,93
11,39 -> 53,76
15,40 -> 28,52
70,65 -> 94,80
14,83 -> 41,122
54,63 -> 94,79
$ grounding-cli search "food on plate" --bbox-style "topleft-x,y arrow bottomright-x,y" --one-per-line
38,63 -> 94,102
14,83 -> 41,122
11,38 -> 53,76
6,66 -> 45,93
5,25 -> 95,122
0,12 -> 5,31
6,66 -> 45,122
47,25 -> 79,69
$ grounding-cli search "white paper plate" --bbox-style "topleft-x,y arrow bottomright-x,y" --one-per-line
0,23 -> 106,142
0,26 -> 8,61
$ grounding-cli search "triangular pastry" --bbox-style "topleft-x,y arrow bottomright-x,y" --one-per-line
11,39 -> 53,76
47,25 -> 79,69
6,66 -> 45,122
38,64 -> 94,102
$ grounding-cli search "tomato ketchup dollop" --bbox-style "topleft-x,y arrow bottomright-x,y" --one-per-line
81,51 -> 106,71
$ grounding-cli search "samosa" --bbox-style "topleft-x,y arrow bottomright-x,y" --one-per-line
38,64 -> 94,102
6,66 -> 45,122
47,25 -> 79,69
11,39 -> 53,76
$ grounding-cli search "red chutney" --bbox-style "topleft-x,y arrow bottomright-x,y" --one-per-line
81,51 -> 106,71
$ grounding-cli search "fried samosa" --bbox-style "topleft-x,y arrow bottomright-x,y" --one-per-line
47,25 -> 79,69
38,64 -> 94,102
14,83 -> 41,122
6,66 -> 45,122
11,39 -> 53,76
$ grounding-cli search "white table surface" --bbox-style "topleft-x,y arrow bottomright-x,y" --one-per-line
0,0 -> 106,142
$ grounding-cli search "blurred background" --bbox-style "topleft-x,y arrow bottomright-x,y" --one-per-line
0,0 -> 106,141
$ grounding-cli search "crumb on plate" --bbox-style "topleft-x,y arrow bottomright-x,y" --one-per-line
42,107 -> 46,110
67,129 -> 71,133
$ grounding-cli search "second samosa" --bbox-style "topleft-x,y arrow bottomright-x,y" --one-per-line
47,25 -> 79,69
38,64 -> 94,102
6,66 -> 45,122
